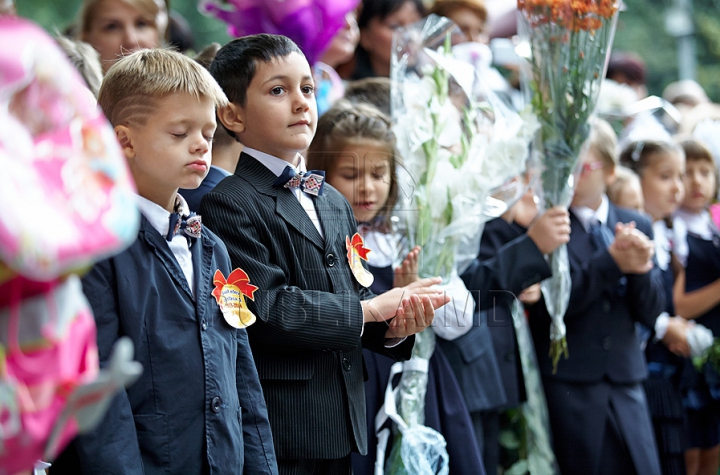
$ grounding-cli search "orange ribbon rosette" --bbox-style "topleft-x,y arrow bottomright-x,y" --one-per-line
346,233 -> 374,288
212,268 -> 258,329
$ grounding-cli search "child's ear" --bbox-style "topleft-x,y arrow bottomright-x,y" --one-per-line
218,103 -> 246,135
114,125 -> 136,160
604,163 -> 617,187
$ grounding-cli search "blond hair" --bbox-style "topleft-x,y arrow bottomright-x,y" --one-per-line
77,0 -> 168,39
607,165 -> 639,204
98,48 -> 228,126
55,35 -> 104,98
587,118 -> 618,168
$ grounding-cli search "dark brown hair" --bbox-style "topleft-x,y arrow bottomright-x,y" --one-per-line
307,100 -> 399,229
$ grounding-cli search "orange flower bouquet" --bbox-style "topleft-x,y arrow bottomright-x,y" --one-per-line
517,0 -> 620,372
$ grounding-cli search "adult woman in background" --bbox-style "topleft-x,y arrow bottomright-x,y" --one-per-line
75,0 -> 167,72
350,0 -> 424,79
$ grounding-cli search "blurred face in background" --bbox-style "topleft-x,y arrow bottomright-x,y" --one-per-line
640,151 -> 685,221
81,0 -> 165,72
320,12 -> 360,68
445,6 -> 487,44
572,148 -> 615,210
682,158 -> 716,214
359,0 -> 422,77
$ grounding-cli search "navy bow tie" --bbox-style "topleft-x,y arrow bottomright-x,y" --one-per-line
167,212 -> 202,241
272,166 -> 325,196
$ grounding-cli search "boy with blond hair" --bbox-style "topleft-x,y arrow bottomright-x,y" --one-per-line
529,119 -> 663,475
51,49 -> 277,475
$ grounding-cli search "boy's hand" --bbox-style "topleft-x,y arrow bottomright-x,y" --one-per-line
519,283 -> 542,305
384,294 -> 436,339
609,224 -> 654,274
394,246 -> 421,288
361,277 -> 450,324
527,206 -> 571,254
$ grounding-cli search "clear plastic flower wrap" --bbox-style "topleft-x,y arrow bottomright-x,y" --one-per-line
517,0 -> 620,372
391,14 -> 538,283
385,14 -> 539,474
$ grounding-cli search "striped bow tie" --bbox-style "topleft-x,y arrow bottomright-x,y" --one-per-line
273,166 -> 325,196
167,212 -> 202,241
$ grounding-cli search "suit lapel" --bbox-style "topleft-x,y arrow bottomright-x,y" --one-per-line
236,153 -> 325,251
606,203 -> 619,233
315,192 -> 345,252
139,217 -> 194,301
192,231 -> 215,320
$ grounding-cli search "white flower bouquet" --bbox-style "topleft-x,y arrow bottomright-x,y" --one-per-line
391,15 -> 538,283
384,14 -> 538,475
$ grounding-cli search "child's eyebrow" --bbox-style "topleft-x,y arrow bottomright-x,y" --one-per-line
262,75 -> 314,85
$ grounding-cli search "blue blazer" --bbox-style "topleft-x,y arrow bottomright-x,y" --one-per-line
52,216 -> 277,475
180,165 -> 231,212
530,204 -> 664,383
439,230 -> 551,413
200,153 -> 414,460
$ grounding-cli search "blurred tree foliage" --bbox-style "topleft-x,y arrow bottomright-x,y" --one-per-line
613,0 -> 720,102
15,0 -> 720,102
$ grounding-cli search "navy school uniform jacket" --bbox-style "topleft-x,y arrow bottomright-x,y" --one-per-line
51,216 -> 277,475
529,203 -> 665,383
439,225 -> 551,413
199,153 -> 414,460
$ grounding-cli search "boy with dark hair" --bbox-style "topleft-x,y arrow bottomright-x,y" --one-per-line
202,34 -> 447,474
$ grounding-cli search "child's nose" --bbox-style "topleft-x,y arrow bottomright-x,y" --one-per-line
191,133 -> 209,155
293,92 -> 310,113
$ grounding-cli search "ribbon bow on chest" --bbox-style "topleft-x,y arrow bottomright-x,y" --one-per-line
273,165 -> 326,196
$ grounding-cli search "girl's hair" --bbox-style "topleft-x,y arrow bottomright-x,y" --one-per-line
619,140 -> 684,176
307,100 -> 399,229
606,165 -> 639,207
76,0 -> 169,40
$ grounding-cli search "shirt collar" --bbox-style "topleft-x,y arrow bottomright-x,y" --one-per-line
211,165 -> 232,177
675,208 -> 715,239
243,147 -> 307,177
571,194 -> 610,233
136,193 -> 191,237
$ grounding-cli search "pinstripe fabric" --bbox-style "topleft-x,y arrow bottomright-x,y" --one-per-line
199,153 -> 413,460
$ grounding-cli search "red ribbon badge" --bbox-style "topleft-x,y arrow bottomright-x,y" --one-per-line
212,268 -> 258,328
346,233 -> 374,287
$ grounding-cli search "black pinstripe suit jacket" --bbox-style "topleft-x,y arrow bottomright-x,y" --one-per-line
199,152 -> 414,460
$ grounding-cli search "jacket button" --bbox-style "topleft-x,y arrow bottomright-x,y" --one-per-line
211,396 -> 223,413
602,301 -> 611,313
326,253 -> 336,267
201,319 -> 208,331
602,336 -> 611,350
342,357 -> 351,371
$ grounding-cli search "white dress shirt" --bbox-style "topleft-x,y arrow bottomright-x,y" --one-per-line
244,147 -> 324,238
136,194 -> 195,297
570,194 -> 610,233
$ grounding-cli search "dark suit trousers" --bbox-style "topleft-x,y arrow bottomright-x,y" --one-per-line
471,410 -> 500,475
543,378 -> 661,475
278,455 -> 352,475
